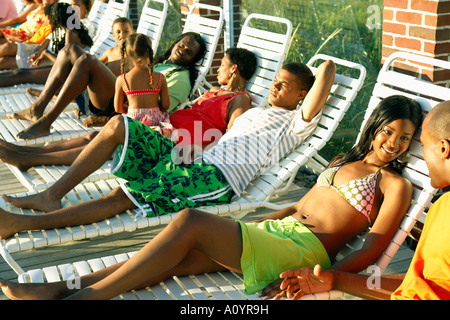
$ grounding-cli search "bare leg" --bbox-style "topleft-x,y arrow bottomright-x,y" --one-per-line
0,186 -> 136,239
0,42 -> 17,70
0,67 -> 52,87
68,209 -> 243,300
14,52 -> 116,140
0,131 -> 98,170
0,56 -> 17,70
0,209 -> 243,300
6,44 -> 86,123
2,116 -> 124,211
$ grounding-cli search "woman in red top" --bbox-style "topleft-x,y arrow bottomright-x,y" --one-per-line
170,47 -> 257,147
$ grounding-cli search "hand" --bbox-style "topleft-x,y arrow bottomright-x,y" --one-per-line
279,265 -> 334,300
258,278 -> 286,300
30,51 -> 48,67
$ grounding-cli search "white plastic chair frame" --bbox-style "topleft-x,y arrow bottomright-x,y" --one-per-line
0,54 -> 365,276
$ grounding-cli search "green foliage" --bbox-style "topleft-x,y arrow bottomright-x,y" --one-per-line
136,0 -> 383,160
241,0 -> 383,160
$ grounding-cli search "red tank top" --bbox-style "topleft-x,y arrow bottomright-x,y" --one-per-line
170,90 -> 250,146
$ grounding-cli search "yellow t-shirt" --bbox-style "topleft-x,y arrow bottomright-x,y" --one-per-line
391,192 -> 450,300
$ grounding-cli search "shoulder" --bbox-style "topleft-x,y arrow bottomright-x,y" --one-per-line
379,168 -> 412,195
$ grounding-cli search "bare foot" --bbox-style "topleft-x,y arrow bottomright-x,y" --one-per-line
83,115 -> 111,127
7,106 -> 42,122
16,121 -> 51,140
26,87 -> 42,98
0,278 -> 66,300
0,145 -> 32,171
2,191 -> 61,213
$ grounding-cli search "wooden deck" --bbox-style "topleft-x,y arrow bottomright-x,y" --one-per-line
0,161 -> 415,300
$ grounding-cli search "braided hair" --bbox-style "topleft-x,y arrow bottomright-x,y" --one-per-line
44,2 -> 93,54
121,33 -> 155,87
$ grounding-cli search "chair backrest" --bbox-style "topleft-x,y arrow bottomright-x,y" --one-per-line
136,0 -> 168,54
236,13 -> 293,109
89,0 -> 130,58
336,52 -> 450,272
181,3 -> 224,99
88,0 -> 109,34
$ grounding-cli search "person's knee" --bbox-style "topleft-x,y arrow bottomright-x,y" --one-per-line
107,187 -> 134,209
83,131 -> 99,143
102,115 -> 125,143
75,53 -> 97,69
61,43 -> 85,61
174,208 -> 204,229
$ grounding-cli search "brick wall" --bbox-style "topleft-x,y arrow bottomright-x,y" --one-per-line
128,0 -> 139,29
382,0 -> 450,87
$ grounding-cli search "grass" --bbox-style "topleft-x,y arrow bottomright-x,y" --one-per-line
241,0 -> 384,161
136,0 -> 383,161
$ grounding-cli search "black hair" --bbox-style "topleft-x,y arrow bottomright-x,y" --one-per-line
154,32 -> 207,93
332,95 -> 423,173
226,47 -> 257,80
45,2 -> 93,54
112,16 -> 133,27
121,33 -> 155,85
282,62 -> 315,92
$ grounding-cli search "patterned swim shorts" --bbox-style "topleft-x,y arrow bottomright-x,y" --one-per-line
111,115 -> 234,217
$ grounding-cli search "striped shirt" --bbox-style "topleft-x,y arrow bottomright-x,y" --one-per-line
200,106 -> 322,196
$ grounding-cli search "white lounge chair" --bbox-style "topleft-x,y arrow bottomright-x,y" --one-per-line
178,12 -> 293,111
16,52 -> 446,300
0,2 -> 219,148
87,0 -> 109,35
6,11 -> 291,193
89,0 -> 131,58
0,54 -> 365,276
0,0 -> 110,99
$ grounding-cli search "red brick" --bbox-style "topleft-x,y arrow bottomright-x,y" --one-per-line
395,37 -> 422,51
437,1 -> 450,14
383,8 -> 394,21
383,34 -> 394,46
383,21 -> 407,35
396,11 -> 423,25
433,69 -> 450,82
411,0 -> 439,13
424,14 -> 438,26
409,26 -> 436,41
382,46 -> 400,60
423,41 -> 450,55
437,14 -> 450,27
384,0 -> 408,9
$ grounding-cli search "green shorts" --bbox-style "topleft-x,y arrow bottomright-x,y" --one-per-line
238,216 -> 331,294
111,115 -> 234,217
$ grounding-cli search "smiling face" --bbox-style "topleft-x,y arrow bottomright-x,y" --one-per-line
371,119 -> 416,164
168,35 -> 201,67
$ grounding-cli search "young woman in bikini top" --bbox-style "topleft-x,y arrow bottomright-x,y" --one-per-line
114,33 -> 172,137
260,95 -> 423,274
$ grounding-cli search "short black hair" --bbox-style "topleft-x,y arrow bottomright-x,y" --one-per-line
282,62 -> 315,92
113,17 -> 133,28
226,47 -> 257,80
